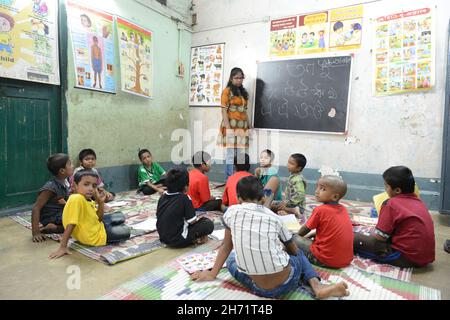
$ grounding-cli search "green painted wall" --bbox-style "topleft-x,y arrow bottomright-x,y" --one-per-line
65,0 -> 192,168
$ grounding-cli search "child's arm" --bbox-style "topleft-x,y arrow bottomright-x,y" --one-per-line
48,224 -> 75,259
298,224 -> 311,237
146,181 -> 165,194
31,190 -> 54,242
255,167 -> 261,178
191,228 -> 233,281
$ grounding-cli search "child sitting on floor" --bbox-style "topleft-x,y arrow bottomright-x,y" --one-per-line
157,166 -> 214,248
354,166 -> 435,267
255,149 -> 282,204
49,170 -> 130,259
221,152 -> 253,212
191,176 -> 349,299
295,175 -> 354,268
137,149 -> 167,195
187,151 -> 221,211
273,153 -> 307,221
70,148 -> 115,202
32,153 -> 73,242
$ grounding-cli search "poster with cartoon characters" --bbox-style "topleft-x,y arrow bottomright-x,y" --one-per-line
373,8 -> 434,96
0,0 -> 59,84
189,43 -> 224,106
297,12 -> 328,55
117,17 -> 153,98
329,5 -> 363,51
66,1 -> 115,93
269,17 -> 297,57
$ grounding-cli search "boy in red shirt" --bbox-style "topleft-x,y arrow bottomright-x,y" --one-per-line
221,153 -> 253,212
188,151 -> 221,211
354,166 -> 435,267
294,175 -> 354,268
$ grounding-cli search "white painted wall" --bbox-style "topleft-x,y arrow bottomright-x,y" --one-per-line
190,0 -> 449,179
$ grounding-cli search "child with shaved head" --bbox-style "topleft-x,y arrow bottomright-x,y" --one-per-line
294,175 -> 354,268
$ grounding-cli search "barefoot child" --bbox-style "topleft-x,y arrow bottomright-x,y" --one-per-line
192,176 -> 349,299
32,154 -> 73,242
157,166 -> 214,247
49,170 -> 130,259
137,149 -> 167,195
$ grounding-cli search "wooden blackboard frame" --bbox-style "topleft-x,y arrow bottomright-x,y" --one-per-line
251,54 -> 353,135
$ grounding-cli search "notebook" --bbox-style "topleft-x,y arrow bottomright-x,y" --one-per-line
279,214 -> 301,232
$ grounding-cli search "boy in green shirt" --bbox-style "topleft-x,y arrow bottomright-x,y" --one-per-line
137,149 -> 167,195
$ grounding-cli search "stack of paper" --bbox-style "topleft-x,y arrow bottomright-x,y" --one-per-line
106,201 -> 129,208
279,214 -> 301,232
129,218 -> 157,232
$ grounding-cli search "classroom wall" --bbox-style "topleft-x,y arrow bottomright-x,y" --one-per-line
64,0 -> 192,191
190,0 -> 449,209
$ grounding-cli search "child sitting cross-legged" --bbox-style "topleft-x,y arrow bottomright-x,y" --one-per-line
294,175 -> 354,268
49,170 -> 131,259
137,149 -> 167,195
354,166 -> 435,267
157,166 -> 214,248
32,153 -> 73,242
191,176 -> 350,299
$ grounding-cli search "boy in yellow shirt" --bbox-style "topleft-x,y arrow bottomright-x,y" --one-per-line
49,170 -> 130,259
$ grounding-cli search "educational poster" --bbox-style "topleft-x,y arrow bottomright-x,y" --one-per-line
66,1 -> 115,93
0,0 -> 59,84
329,5 -> 363,51
373,8 -> 434,96
297,12 -> 328,55
269,16 -> 297,57
189,43 -> 224,106
117,17 -> 153,98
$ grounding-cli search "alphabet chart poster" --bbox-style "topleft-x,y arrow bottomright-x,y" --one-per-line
373,8 -> 435,96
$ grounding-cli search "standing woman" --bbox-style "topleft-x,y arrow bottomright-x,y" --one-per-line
218,67 -> 250,181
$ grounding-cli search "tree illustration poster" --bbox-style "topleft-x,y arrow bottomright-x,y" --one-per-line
66,1 -> 115,93
117,17 -> 153,98
0,0 -> 59,84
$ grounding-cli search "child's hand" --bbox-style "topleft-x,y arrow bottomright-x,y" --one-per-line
277,210 -> 289,216
57,197 -> 67,205
32,231 -> 46,242
191,270 -> 216,282
157,188 -> 165,195
105,191 -> 115,202
94,188 -> 106,204
49,247 -> 71,259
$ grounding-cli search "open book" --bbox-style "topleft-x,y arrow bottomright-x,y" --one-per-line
279,214 -> 301,232
177,250 -> 220,274
128,218 -> 157,232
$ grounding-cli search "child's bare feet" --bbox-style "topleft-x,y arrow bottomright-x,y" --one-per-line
311,280 -> 349,299
195,235 -> 209,245
40,223 -> 64,234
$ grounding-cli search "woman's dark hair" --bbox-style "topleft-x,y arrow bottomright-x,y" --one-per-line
165,166 -> 189,192
74,169 -> 99,184
227,67 -> 249,100
290,153 -> 307,170
47,153 -> 70,176
78,148 -> 96,162
382,166 -> 415,194
237,176 -> 264,201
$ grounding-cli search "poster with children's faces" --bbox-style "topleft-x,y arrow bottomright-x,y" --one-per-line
117,17 -> 153,99
189,43 -> 224,106
328,5 -> 363,51
297,12 -> 328,55
269,17 -> 297,57
0,0 -> 60,84
373,8 -> 434,96
67,1 -> 116,93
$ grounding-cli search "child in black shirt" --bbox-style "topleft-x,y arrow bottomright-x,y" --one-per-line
156,166 -> 214,247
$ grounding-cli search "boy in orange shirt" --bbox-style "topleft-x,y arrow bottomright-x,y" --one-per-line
221,153 -> 252,212
187,151 -> 221,211
294,175 -> 354,268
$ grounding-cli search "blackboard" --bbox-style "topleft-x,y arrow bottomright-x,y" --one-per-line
254,56 -> 352,133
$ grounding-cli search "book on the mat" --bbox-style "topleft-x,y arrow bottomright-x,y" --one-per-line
352,215 -> 378,226
209,229 -> 225,241
177,250 -> 221,274
279,214 -> 301,232
106,201 -> 129,208
129,218 -> 157,232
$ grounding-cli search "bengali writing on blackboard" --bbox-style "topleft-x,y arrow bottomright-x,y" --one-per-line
254,56 -> 352,133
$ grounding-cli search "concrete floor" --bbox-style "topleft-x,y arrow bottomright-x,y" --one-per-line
0,211 -> 449,300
